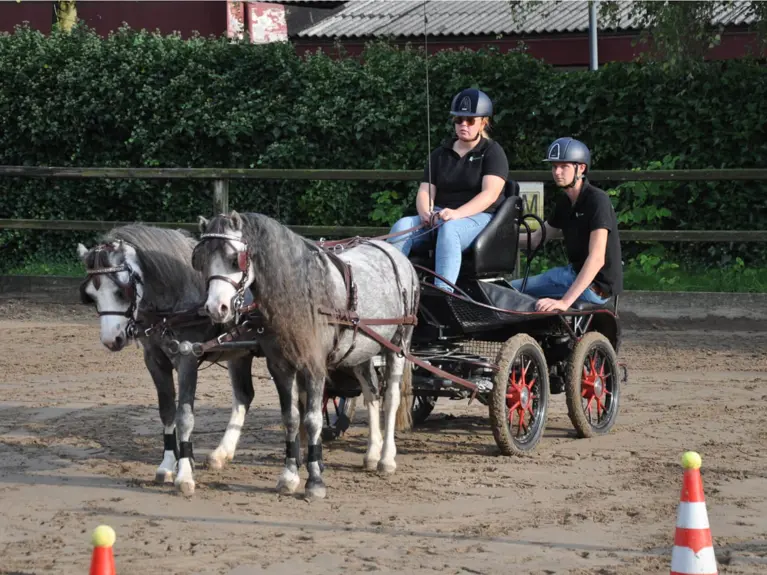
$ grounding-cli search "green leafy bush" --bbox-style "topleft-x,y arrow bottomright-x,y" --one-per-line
1,24 -> 766,272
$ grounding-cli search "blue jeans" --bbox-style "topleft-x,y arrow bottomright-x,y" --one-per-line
509,264 -> 608,305
387,208 -> 493,292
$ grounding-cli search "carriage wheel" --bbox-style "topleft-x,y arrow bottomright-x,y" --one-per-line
565,332 -> 620,438
412,394 -> 438,425
489,334 -> 550,456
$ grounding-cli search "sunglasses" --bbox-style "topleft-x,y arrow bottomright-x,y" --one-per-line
452,116 -> 479,126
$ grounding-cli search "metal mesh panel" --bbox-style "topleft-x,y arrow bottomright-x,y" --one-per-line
458,339 -> 502,363
447,296 -> 510,331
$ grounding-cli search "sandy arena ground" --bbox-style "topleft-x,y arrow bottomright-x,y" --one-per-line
0,299 -> 766,574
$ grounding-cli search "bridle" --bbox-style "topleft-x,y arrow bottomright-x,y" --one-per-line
194,232 -> 251,321
81,252 -> 144,338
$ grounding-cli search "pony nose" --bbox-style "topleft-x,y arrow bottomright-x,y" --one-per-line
114,335 -> 124,349
219,303 -> 229,317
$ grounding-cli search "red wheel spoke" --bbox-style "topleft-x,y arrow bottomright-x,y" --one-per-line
502,351 -> 543,440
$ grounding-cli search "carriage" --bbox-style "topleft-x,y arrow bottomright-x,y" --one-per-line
77,177 -> 627,499
318,179 -> 627,455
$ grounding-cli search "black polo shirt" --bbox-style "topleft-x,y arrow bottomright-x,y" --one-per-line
422,136 -> 509,214
548,180 -> 623,297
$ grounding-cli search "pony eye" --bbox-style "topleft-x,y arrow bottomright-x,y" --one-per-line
231,255 -> 239,268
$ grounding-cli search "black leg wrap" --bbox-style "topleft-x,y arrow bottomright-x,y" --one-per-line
307,443 -> 324,472
179,441 -> 194,461
286,440 -> 300,468
164,431 -> 179,460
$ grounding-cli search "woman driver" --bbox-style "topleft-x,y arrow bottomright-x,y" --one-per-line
387,88 -> 509,292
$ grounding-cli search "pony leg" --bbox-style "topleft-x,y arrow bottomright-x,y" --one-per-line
144,347 -> 178,484
379,351 -> 406,474
270,359 -> 302,495
208,355 -> 255,470
303,373 -> 327,500
174,357 -> 199,496
352,361 -> 383,472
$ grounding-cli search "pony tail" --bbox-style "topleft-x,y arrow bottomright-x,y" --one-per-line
395,363 -> 413,432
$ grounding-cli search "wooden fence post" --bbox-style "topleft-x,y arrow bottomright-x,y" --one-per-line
213,179 -> 229,214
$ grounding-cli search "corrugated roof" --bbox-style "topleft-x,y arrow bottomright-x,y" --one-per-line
296,0 -> 757,38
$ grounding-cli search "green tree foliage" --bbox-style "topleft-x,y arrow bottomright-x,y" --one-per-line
0,24 -> 765,271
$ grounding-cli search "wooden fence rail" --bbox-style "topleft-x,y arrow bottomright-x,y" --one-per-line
2,166 -> 767,182
1,165 -> 766,243
1,219 -> 766,243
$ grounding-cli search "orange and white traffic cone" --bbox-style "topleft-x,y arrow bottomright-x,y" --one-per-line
671,451 -> 718,575
89,525 -> 116,575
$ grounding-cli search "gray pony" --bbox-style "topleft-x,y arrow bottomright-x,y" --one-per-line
77,224 -> 258,496
193,210 -> 419,500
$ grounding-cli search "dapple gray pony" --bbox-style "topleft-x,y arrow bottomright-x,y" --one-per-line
192,211 -> 419,500
77,224 -> 259,496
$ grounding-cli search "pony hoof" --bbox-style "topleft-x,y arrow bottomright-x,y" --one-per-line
176,480 -> 195,496
305,480 -> 327,500
363,457 -> 380,472
155,470 -> 174,484
377,460 -> 396,475
207,452 -> 231,471
277,474 -> 300,495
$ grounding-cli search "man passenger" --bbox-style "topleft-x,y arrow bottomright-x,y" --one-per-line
511,137 -> 623,312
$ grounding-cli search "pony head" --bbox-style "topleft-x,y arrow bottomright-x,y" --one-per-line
193,210 -> 254,324
77,239 -> 143,351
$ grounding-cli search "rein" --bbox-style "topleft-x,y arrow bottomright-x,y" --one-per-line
317,217 -> 444,251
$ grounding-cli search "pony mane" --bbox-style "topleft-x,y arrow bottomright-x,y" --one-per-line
92,224 -> 206,313
199,212 -> 337,377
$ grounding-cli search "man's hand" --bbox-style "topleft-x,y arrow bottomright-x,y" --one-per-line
438,208 -> 461,222
535,298 -> 569,312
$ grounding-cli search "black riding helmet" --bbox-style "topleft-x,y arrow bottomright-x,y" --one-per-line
543,137 -> 591,188
450,88 -> 493,117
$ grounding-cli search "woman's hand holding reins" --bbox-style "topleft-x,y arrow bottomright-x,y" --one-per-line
437,208 -> 461,222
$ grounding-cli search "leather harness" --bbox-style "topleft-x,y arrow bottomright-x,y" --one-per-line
190,231 -> 421,368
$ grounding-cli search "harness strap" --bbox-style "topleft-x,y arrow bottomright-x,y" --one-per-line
178,303 -> 263,356
351,319 -> 478,392
316,307 -> 418,327
318,246 -> 359,364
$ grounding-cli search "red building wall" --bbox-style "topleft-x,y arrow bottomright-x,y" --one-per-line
1,1 -> 226,37
0,1 -> 53,34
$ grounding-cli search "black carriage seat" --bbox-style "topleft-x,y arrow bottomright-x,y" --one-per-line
570,294 -> 619,313
408,179 -> 523,280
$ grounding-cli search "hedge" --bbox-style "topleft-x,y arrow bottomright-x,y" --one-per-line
1,24 -> 766,271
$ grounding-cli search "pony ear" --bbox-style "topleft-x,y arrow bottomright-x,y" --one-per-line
229,210 -> 243,231
77,243 -> 89,260
198,215 -> 209,234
